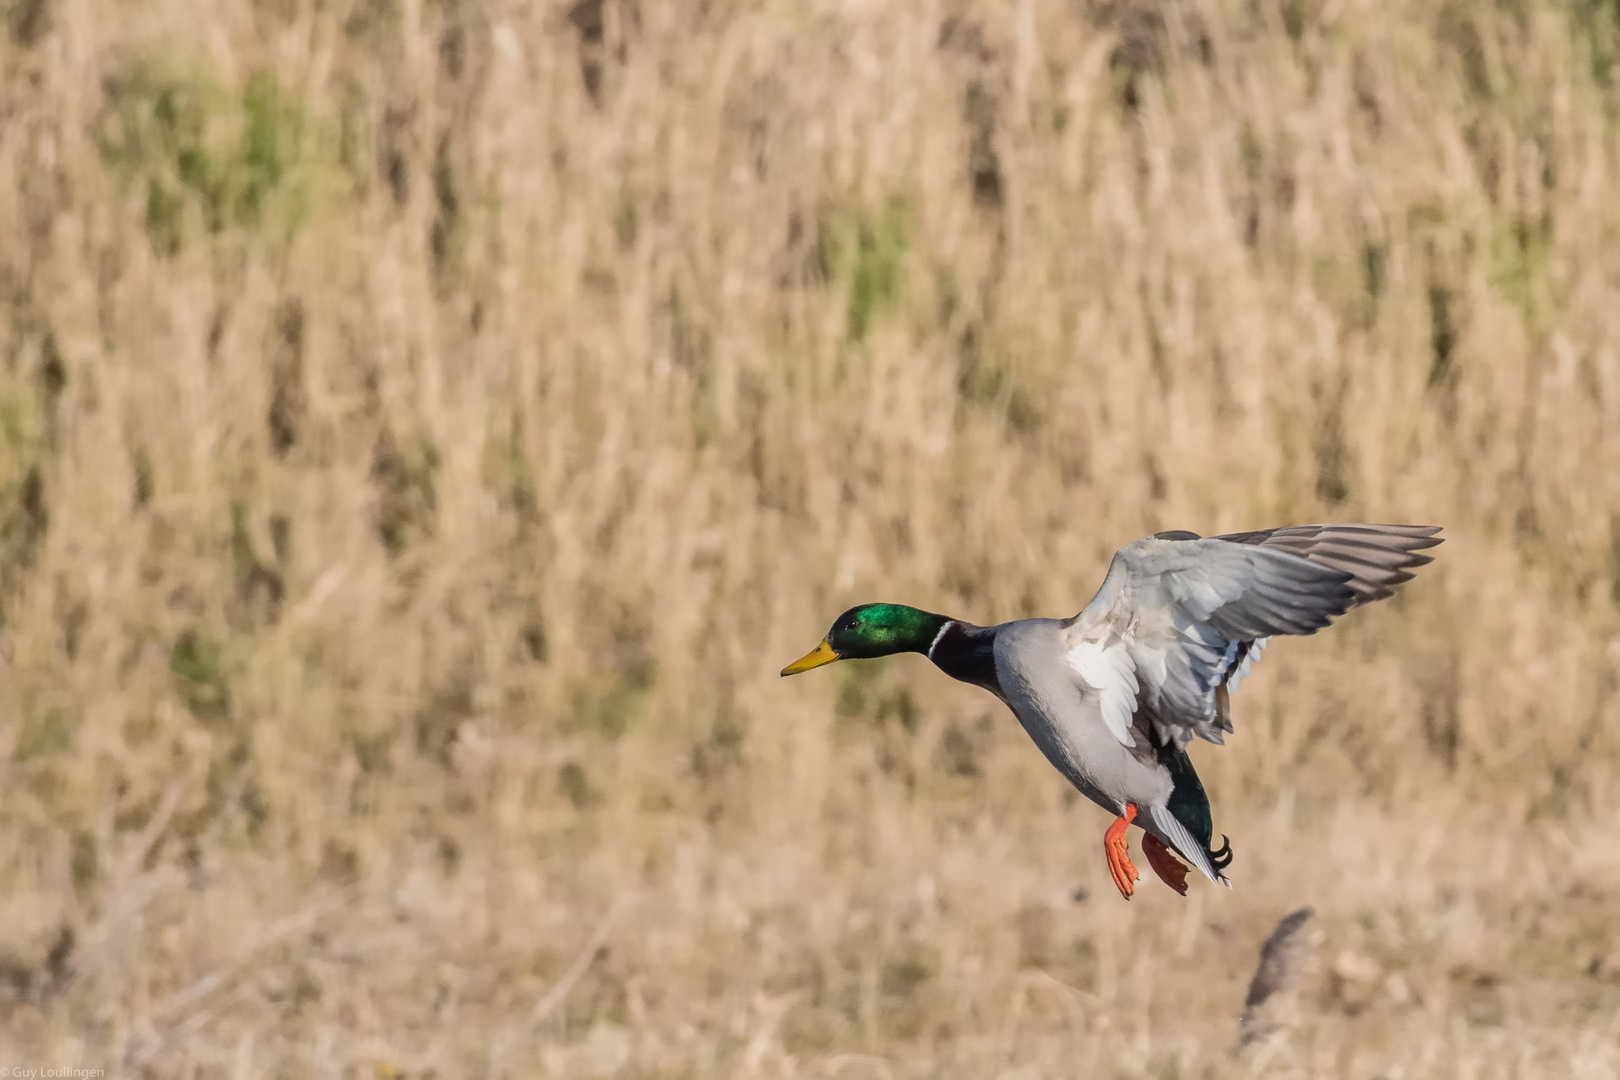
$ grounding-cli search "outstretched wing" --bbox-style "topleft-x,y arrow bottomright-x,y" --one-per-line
1061,524 -> 1441,750
1210,523 -> 1443,605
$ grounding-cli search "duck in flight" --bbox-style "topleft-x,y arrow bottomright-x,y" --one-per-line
782,524 -> 1442,899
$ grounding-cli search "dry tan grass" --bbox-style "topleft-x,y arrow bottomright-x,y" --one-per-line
2,0 -> 1619,1074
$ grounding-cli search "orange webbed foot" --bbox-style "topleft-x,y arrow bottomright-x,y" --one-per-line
1142,832 -> 1189,896
1104,804 -> 1140,900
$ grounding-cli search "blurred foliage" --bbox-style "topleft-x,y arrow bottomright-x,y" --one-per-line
825,198 -> 911,342
97,66 -> 311,255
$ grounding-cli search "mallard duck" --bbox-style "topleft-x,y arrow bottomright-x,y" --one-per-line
783,524 -> 1441,899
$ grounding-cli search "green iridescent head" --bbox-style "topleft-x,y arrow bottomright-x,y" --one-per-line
781,604 -> 949,675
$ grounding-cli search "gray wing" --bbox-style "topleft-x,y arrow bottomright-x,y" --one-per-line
1209,523 -> 1443,607
1061,524 -> 1441,749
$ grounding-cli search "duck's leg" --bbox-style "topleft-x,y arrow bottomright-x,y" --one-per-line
1104,804 -> 1140,900
1142,833 -> 1189,896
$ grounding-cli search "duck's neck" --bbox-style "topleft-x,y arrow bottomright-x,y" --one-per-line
928,620 -> 1002,696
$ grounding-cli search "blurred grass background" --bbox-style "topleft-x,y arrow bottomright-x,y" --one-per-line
1,0 -> 1619,1075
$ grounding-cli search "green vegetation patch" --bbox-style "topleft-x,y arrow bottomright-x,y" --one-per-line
169,626 -> 231,723
97,65 -> 310,256
1488,211 -> 1554,322
0,320 -> 63,611
13,707 -> 79,762
818,198 -> 911,342
370,427 -> 440,555
1573,0 -> 1620,89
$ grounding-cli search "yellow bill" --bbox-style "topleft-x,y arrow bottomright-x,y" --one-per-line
781,638 -> 840,676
